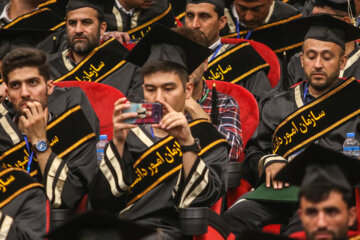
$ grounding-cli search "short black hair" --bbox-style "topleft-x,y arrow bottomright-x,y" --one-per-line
141,61 -> 189,90
1,48 -> 50,84
299,182 -> 355,208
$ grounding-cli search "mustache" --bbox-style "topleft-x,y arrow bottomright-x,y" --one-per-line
72,33 -> 88,40
310,70 -> 327,75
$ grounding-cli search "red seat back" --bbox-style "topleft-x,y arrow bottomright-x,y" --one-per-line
220,38 -> 281,88
54,81 -> 125,139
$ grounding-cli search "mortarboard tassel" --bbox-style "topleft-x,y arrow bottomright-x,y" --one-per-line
210,82 -> 220,125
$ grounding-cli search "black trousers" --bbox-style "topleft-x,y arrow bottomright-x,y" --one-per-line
223,192 -> 303,239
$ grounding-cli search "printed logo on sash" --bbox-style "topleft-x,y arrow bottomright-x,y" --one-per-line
0,105 -> 96,178
127,120 -> 229,206
272,78 -> 360,158
203,42 -> 269,83
127,4 -> 174,40
54,38 -> 128,83
0,168 -> 43,208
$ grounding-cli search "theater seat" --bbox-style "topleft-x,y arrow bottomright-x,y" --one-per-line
221,38 -> 281,88
179,81 -> 259,240
54,81 -> 125,140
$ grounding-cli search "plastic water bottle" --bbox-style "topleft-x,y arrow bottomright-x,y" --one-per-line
343,132 -> 360,158
97,135 -> 108,163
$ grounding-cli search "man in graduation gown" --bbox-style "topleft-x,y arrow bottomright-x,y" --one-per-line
0,167 -> 47,240
107,0 -> 176,40
275,144 -> 360,240
172,26 -> 243,163
223,15 -> 360,238
285,0 -> 360,91
0,48 -> 98,212
89,24 -> 229,240
185,0 -> 272,99
49,0 -> 144,102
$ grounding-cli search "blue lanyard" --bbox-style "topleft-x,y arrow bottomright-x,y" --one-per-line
236,20 -> 253,39
210,43 -> 222,62
150,126 -> 155,139
23,136 -> 34,174
303,82 -> 309,102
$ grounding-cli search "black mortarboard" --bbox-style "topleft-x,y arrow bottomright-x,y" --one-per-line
186,0 -> 225,13
275,144 -> 360,190
314,0 -> 356,15
125,24 -> 212,74
285,14 -> 360,49
46,212 -> 157,240
66,0 -> 114,15
237,230 -> 294,240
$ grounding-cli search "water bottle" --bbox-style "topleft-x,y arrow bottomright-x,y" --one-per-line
96,135 -> 108,163
343,132 -> 360,158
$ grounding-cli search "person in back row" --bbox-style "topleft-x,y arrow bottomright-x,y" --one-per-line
89,24 -> 229,240
185,0 -> 272,99
49,0 -> 143,102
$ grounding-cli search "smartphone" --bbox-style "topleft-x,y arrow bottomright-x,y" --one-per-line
122,102 -> 162,124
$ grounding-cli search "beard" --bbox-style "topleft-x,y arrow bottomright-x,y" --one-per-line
307,227 -> 348,240
68,32 -> 100,57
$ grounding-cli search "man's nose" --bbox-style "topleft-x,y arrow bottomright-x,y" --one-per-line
20,85 -> 30,98
314,56 -> 323,69
190,17 -> 200,29
154,89 -> 164,102
316,212 -> 328,229
243,11 -> 255,22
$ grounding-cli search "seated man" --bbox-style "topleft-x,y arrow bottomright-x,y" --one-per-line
89,24 -> 229,239
275,144 -> 359,240
48,0 -> 144,102
224,15 -> 360,238
221,0 -> 302,57
0,47 -> 98,211
172,26 -> 243,162
0,167 -> 47,240
285,0 -> 360,91
185,0 -> 272,99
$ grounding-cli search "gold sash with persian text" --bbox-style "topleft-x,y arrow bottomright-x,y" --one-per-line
127,119 -> 229,206
0,168 -> 43,208
272,78 -> 360,158
54,38 -> 128,83
0,105 -> 96,179
203,42 -> 269,84
126,4 -> 174,40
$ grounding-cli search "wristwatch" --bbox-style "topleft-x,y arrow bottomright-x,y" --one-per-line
181,138 -> 201,153
31,140 -> 50,153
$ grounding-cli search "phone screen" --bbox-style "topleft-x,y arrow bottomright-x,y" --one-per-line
123,103 -> 162,124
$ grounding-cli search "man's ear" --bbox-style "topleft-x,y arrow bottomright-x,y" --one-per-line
348,206 -> 357,227
300,52 -> 304,68
47,80 -> 55,95
340,54 -> 347,70
219,15 -> 227,30
185,81 -> 194,99
100,21 -> 107,36
203,59 -> 209,72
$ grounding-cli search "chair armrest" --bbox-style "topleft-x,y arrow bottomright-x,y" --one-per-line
228,162 -> 242,189
179,207 -> 231,239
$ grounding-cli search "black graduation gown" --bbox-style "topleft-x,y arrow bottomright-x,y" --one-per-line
221,1 -> 299,37
208,43 -> 272,100
49,50 -> 144,102
89,125 -> 229,239
106,0 -> 175,32
241,80 -> 360,186
286,44 -> 360,91
0,172 -> 47,240
0,87 -> 99,210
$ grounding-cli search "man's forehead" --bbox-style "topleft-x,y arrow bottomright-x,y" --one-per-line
235,0 -> 270,7
303,38 -> 341,52
67,7 -> 98,19
186,2 -> 217,13
144,72 -> 182,84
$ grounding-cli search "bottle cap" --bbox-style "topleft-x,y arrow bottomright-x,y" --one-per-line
99,135 -> 108,140
347,132 -> 355,138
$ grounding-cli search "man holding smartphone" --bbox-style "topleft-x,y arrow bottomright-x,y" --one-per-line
89,24 -> 229,240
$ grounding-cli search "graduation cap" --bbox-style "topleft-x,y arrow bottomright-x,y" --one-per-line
237,230 -> 294,240
313,0 -> 356,16
46,211 -> 157,240
0,29 -> 55,50
285,14 -> 360,49
275,143 -> 360,190
186,0 -> 225,13
66,0 -> 115,15
125,24 -> 213,74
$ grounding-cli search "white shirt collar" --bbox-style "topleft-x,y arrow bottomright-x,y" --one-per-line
0,3 -> 12,24
115,0 -> 135,15
209,38 -> 221,50
231,1 -> 275,27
